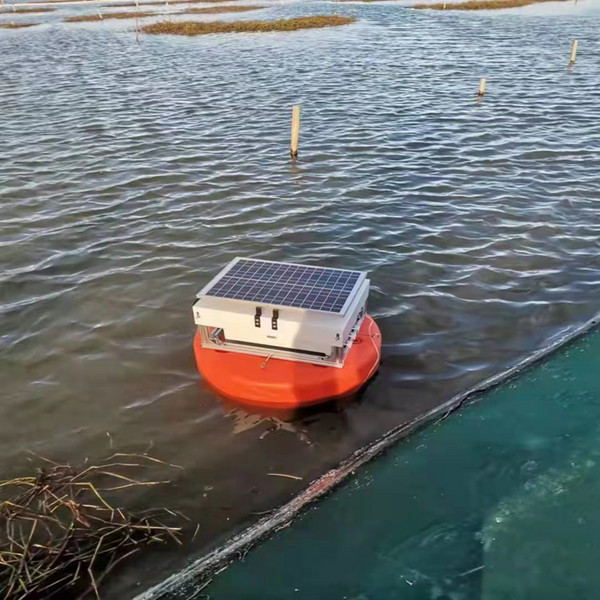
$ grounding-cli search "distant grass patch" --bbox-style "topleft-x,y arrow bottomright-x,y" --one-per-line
0,21 -> 38,27
29,0 -> 99,3
181,4 -> 266,13
39,0 -> 219,4
413,0 -> 568,9
107,0 -> 245,6
1,7 -> 56,12
65,10 -> 155,20
141,14 -> 355,34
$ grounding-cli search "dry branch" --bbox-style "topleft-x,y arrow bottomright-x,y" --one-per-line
0,456 -> 183,600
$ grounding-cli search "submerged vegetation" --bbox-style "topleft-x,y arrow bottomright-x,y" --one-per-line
413,0 -> 568,9
141,14 -> 355,35
0,21 -> 38,28
65,10 -> 155,20
0,455 -> 183,600
181,4 -> 266,13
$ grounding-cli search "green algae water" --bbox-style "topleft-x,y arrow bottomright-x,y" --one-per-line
202,327 -> 600,600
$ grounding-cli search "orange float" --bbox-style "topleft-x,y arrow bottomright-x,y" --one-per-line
194,315 -> 381,409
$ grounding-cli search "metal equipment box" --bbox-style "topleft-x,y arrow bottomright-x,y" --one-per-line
192,258 -> 370,367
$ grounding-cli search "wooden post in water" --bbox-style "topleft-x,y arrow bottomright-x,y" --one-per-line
477,77 -> 486,97
569,40 -> 578,66
290,105 -> 300,159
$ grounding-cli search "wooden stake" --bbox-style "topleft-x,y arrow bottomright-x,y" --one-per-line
477,77 -> 486,97
290,105 -> 300,159
569,39 -> 578,66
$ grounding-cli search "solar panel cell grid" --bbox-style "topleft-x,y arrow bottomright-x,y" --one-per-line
203,259 -> 362,313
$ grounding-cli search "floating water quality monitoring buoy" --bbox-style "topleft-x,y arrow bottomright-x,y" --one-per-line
192,258 -> 382,408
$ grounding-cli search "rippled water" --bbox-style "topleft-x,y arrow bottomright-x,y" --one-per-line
1,0 -> 600,596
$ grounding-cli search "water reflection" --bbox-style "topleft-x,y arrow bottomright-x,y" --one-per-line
219,384 -> 373,426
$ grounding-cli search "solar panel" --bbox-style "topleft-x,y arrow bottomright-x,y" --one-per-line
200,258 -> 365,314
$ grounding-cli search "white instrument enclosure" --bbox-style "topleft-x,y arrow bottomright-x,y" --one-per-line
192,259 -> 370,367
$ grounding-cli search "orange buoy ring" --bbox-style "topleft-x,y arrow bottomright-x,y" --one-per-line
193,315 -> 382,409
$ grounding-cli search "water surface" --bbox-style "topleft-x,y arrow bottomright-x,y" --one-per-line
1,0 -> 600,595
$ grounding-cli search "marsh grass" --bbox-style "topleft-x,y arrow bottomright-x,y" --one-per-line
35,0 -> 229,4
141,14 -> 355,35
413,0 -> 568,9
24,0 -> 96,3
0,21 -> 38,27
0,7 -> 56,12
65,10 -> 155,20
107,0 -> 245,6
181,4 -> 266,13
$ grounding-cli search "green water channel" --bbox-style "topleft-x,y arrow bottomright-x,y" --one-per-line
203,327 -> 600,600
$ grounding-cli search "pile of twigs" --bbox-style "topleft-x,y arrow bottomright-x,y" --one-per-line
0,454 -> 183,600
